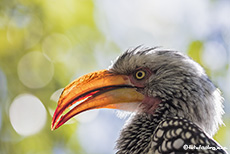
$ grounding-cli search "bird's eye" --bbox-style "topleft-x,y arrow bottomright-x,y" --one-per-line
135,70 -> 146,80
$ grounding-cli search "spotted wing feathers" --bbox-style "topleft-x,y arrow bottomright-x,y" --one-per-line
149,117 -> 227,154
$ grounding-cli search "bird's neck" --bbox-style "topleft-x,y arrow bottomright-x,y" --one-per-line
116,101 -> 171,154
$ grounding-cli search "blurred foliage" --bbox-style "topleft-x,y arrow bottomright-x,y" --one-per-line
188,41 -> 203,67
0,0 -> 105,153
0,0 -> 229,154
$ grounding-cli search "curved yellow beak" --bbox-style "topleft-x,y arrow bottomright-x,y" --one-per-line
51,70 -> 144,130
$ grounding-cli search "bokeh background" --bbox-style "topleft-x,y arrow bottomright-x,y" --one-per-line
0,0 -> 230,153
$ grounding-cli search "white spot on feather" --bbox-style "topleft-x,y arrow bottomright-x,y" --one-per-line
156,129 -> 164,138
173,138 -> 184,149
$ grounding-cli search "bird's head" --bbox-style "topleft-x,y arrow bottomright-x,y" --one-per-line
51,47 -> 224,136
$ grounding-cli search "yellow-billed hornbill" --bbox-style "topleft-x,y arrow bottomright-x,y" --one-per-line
51,46 -> 227,153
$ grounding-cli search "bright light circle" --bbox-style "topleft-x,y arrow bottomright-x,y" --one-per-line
9,94 -> 47,136
42,33 -> 72,62
18,51 -> 54,89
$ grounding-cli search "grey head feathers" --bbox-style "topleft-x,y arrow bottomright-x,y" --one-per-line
110,46 -> 224,137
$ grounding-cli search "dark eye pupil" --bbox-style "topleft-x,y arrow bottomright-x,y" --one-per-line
137,72 -> 143,77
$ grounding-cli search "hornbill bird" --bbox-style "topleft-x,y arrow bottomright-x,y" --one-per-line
51,46 -> 227,154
